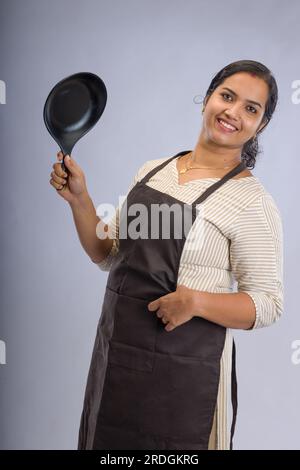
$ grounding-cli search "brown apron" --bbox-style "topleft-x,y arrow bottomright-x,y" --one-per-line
78,150 -> 244,450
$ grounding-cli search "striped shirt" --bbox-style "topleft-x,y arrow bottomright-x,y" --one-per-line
94,153 -> 284,450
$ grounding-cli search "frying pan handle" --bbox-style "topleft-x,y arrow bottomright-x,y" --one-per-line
61,152 -> 70,175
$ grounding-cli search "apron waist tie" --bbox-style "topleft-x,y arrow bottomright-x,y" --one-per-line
230,339 -> 238,450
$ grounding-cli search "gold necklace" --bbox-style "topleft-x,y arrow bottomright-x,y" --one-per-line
179,152 -> 240,174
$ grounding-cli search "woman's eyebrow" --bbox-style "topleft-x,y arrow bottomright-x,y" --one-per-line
221,87 -> 262,108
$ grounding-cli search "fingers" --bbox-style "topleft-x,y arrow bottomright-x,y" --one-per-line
50,152 -> 68,190
56,151 -> 70,174
156,309 -> 163,318
52,161 -> 68,178
50,179 -> 64,191
50,173 -> 66,191
50,170 -> 67,187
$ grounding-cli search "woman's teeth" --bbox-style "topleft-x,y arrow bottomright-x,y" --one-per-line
217,118 -> 237,132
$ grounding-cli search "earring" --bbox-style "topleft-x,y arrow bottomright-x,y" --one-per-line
202,106 -> 205,114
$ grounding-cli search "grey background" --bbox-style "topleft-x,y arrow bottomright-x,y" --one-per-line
0,0 -> 299,450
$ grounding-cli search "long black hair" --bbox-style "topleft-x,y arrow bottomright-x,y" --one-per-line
202,60 -> 278,169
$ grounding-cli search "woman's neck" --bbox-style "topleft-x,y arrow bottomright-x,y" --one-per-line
192,135 -> 242,168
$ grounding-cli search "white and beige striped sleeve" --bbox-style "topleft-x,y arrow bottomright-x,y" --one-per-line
229,192 -> 284,330
95,160 -> 151,271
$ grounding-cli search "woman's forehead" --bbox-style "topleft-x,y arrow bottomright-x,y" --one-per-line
218,72 -> 269,104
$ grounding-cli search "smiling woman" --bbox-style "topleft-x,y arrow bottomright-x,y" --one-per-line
74,60 -> 283,451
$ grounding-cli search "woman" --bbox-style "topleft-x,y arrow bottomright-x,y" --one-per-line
49,60 -> 284,450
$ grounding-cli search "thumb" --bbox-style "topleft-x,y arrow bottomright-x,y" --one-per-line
63,154 -> 77,174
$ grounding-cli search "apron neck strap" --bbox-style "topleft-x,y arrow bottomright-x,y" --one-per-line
139,149 -> 247,208
139,150 -> 191,185
192,160 -> 247,207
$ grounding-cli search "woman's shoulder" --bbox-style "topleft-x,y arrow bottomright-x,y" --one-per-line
134,155 -> 172,181
234,183 -> 283,231
249,180 -> 282,213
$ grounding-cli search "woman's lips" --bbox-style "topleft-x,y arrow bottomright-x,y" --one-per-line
215,118 -> 238,133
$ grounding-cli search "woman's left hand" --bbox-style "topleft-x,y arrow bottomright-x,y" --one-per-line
148,284 -> 195,332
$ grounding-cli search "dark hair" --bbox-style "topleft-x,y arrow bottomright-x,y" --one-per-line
203,60 -> 278,169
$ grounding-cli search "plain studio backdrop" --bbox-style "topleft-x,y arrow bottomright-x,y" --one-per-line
0,0 -> 299,450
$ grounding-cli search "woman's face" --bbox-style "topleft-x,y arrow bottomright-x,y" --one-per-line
202,72 -> 269,149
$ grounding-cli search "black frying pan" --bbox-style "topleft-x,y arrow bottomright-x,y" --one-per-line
43,72 -> 107,172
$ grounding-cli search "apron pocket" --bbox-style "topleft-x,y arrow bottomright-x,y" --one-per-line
107,290 -> 158,372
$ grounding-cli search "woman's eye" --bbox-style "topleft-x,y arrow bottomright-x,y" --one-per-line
247,106 -> 257,114
221,93 -> 232,101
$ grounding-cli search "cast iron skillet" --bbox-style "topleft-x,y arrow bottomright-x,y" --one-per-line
43,72 -> 107,172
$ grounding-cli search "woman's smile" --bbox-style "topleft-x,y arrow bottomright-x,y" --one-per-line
215,117 -> 239,133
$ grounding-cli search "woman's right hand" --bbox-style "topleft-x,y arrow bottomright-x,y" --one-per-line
49,151 -> 89,205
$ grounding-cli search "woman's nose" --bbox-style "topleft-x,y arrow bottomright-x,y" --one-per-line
224,106 -> 240,122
